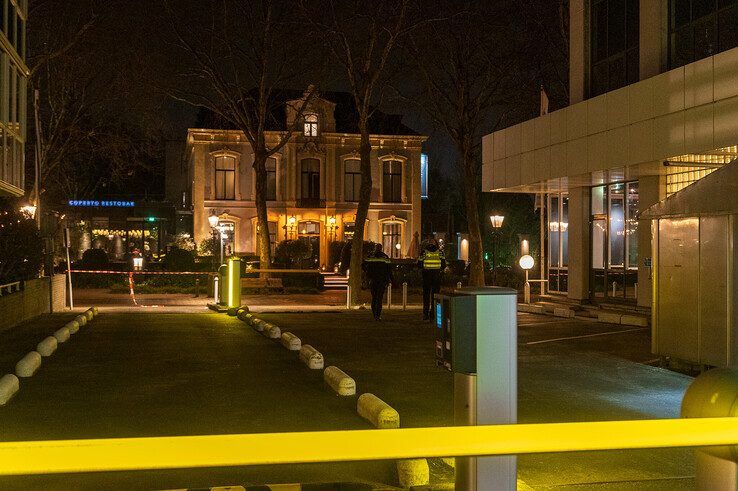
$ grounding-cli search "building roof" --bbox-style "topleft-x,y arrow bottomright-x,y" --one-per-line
194,90 -> 420,136
642,159 -> 738,219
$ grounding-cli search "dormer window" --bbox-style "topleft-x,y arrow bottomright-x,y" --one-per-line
304,113 -> 318,137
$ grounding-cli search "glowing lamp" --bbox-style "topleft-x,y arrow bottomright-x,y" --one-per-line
519,254 -> 535,271
490,215 -> 505,229
208,213 -> 219,228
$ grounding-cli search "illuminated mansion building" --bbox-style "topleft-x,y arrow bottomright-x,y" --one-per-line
167,92 -> 427,267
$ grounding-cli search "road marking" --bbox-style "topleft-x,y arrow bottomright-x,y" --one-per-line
525,327 -> 648,345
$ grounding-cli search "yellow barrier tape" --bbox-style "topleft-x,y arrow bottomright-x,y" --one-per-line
0,418 -> 736,476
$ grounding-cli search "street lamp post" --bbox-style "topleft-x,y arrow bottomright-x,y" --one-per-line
208,212 -> 222,265
519,254 -> 535,304
489,214 -> 505,285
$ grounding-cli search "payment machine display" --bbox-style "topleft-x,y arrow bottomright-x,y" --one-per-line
434,293 -> 476,374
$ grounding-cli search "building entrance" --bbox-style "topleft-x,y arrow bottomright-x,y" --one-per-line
590,182 -> 639,301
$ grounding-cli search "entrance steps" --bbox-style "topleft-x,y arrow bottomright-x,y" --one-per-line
322,272 -> 348,290
520,296 -> 650,327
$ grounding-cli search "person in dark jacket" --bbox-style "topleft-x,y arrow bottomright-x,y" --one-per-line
418,238 -> 446,320
362,243 -> 392,321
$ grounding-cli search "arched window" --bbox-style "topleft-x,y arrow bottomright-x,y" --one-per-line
382,222 -> 402,258
214,155 -> 236,200
344,159 -> 361,202
304,114 -> 318,137
382,160 -> 402,203
301,158 -> 320,200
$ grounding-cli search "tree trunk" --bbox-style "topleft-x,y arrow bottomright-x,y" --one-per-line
253,150 -> 272,277
463,157 -> 485,287
348,120 -> 373,304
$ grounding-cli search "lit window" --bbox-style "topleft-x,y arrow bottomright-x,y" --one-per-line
304,114 -> 318,137
214,155 -> 236,200
421,154 -> 429,199
344,159 -> 361,202
382,222 -> 402,258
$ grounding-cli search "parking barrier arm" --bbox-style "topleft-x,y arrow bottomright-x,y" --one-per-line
0,418 -> 736,476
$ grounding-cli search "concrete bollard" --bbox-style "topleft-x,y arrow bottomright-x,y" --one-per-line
323,366 -> 356,396
91,306 -> 98,316
402,282 -> 407,311
65,320 -> 80,335
0,374 -> 19,405
280,332 -> 301,351
357,393 -> 400,429
53,327 -> 71,343
265,324 -> 281,339
299,345 -> 324,369
15,352 -> 42,378
84,309 -> 94,321
36,336 -> 58,357
236,307 -> 250,321
241,313 -> 255,325
397,458 -> 430,488
251,319 -> 266,332
75,315 -> 87,327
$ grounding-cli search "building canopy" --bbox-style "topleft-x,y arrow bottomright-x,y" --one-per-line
642,159 -> 738,219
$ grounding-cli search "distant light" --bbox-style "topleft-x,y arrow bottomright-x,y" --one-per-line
395,243 -> 401,250
146,217 -> 156,222
20,205 -> 37,218
208,213 -> 219,228
519,254 -> 535,270
133,257 -> 144,270
490,215 -> 505,228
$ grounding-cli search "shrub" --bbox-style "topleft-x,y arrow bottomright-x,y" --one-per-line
338,240 -> 377,275
163,247 -> 195,272
0,198 -> 43,283
280,272 -> 324,291
80,248 -> 109,270
328,241 -> 345,269
169,232 -> 196,251
274,240 -> 312,269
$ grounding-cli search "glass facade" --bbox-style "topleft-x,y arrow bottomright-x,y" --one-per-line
590,0 -> 640,97
669,0 -> 738,69
548,194 -> 569,294
0,0 -> 27,195
591,182 -> 639,301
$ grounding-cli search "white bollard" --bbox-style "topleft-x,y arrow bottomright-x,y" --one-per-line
397,459 -> 430,488
357,393 -> 400,429
75,315 -> 87,327
299,345 -> 324,369
457,281 -> 462,290
323,366 -> 356,396
15,352 -> 42,378
280,332 -> 301,351
612,281 -> 617,297
84,309 -> 94,321
36,336 -> 58,357
386,284 -> 392,309
91,306 -> 98,316
0,374 -> 19,405
402,282 -> 407,311
265,324 -> 281,339
53,327 -> 70,343
251,319 -> 266,332
65,320 -> 80,334
346,284 -> 351,309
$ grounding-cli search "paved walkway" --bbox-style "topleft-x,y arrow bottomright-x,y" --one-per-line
0,309 -> 695,489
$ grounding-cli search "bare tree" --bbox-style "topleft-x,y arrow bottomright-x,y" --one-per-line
299,0 -> 413,303
162,0 -> 318,271
401,1 -> 524,286
29,1 -> 162,205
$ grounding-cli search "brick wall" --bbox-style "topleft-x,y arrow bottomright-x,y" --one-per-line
0,276 -> 67,331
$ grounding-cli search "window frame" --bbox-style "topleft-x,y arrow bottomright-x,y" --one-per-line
214,154 -> 237,200
668,0 -> 738,69
303,113 -> 319,137
382,159 -> 403,203
589,0 -> 640,97
343,158 -> 361,202
300,158 -> 321,200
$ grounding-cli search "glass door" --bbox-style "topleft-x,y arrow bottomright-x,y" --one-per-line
547,194 -> 568,294
590,182 -> 639,301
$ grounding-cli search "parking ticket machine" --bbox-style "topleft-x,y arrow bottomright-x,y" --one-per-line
434,287 -> 518,491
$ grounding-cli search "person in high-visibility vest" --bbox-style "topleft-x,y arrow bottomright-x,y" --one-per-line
418,238 -> 446,320
362,243 -> 393,321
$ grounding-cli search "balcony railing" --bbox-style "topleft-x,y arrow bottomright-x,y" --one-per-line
296,197 -> 325,208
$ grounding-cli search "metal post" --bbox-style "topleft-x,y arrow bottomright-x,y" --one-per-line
457,281 -> 462,290
346,284 -> 351,309
634,282 -> 638,300
402,282 -> 407,310
524,271 -> 531,304
64,228 -> 74,309
386,284 -> 392,309
213,276 -> 220,304
492,235 -> 497,285
611,281 -> 617,297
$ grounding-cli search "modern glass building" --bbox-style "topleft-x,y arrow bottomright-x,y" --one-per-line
0,0 -> 26,197
483,0 -> 738,307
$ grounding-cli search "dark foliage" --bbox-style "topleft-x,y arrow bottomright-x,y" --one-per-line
162,247 -> 195,272
0,199 -> 43,283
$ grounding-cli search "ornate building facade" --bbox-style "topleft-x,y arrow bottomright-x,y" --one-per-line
167,92 -> 426,267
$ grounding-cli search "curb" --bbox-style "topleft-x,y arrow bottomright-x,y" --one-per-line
323,366 -> 356,396
299,345 -> 324,370
0,374 -> 19,406
356,393 -> 400,429
16,351 -> 42,378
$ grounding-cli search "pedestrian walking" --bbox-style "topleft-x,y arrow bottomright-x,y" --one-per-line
418,238 -> 446,321
362,243 -> 393,321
